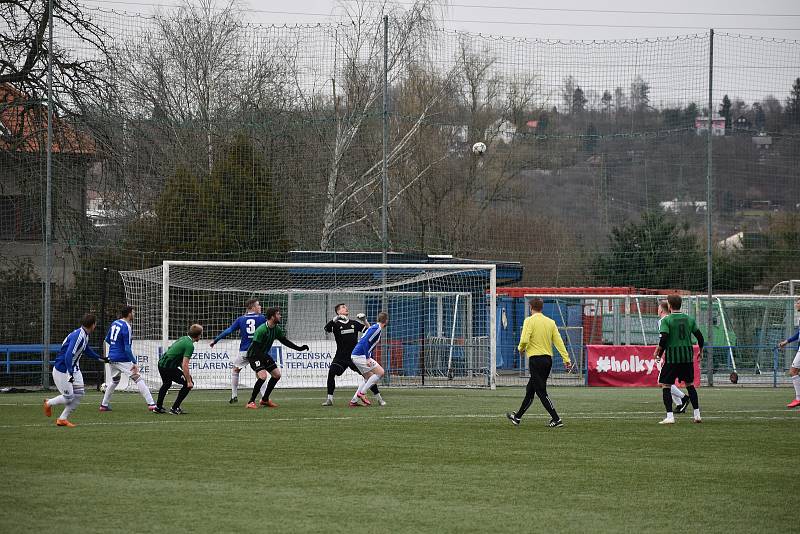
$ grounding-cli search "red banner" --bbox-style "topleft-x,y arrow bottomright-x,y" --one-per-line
586,345 -> 701,387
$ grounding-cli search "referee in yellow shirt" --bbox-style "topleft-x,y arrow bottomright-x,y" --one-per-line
506,298 -> 572,428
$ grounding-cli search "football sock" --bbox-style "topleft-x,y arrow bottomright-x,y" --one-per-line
231,370 -> 239,398
136,379 -> 155,405
374,393 -> 383,403
173,386 -> 191,409
263,376 -> 279,400
101,380 -> 118,406
693,408 -> 701,419
686,385 -> 699,409
662,387 -> 674,414
326,370 -> 336,395
250,378 -> 265,403
157,381 -> 171,407
47,395 -> 67,406
361,374 -> 381,395
370,384 -> 381,395
61,390 -> 83,420
670,384 -> 685,405
327,394 -> 334,401
792,375 -> 800,400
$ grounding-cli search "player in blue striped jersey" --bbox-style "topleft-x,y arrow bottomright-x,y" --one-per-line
348,312 -> 388,407
778,297 -> 800,408
100,305 -> 157,411
209,298 -> 267,403
43,314 -> 108,427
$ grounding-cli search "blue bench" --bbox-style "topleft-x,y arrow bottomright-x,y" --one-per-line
0,344 -> 61,374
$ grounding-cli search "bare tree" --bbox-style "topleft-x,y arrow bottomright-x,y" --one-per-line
0,0 -> 112,127
282,0 -> 449,250
114,0 -> 291,177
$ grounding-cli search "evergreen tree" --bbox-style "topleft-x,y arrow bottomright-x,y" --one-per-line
785,77 -> 800,128
720,94 -> 732,130
594,211 -> 705,290
572,86 -> 587,114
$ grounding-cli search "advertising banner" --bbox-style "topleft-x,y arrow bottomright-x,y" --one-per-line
108,340 -> 361,391
586,345 -> 701,387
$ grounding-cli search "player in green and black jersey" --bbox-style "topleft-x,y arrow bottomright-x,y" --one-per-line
245,307 -> 308,409
154,324 -> 203,415
655,294 -> 704,424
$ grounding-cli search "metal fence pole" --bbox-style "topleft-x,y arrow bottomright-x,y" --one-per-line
42,0 -> 54,389
381,14 -> 389,311
705,28 -> 715,386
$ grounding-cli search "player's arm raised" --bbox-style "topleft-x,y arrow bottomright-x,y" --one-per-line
210,318 -> 238,348
278,336 -> 309,352
356,312 -> 370,327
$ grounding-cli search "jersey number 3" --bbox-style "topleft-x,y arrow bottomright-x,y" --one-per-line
245,319 -> 257,334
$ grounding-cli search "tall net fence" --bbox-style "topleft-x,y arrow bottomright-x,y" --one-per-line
1,1 -> 799,387
495,293 -> 798,387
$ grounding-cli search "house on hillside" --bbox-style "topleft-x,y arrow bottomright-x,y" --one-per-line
733,115 -> 752,133
659,198 -> 707,214
695,115 -> 725,136
0,83 -> 96,285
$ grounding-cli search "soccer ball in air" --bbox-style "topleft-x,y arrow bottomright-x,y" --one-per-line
472,141 -> 486,155
100,382 -> 107,392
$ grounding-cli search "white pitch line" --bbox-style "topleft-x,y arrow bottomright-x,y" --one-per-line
1,411 -> 797,430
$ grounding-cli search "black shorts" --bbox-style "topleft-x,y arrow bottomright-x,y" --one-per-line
329,359 -> 361,376
158,365 -> 186,386
658,362 -> 694,385
248,354 -> 277,373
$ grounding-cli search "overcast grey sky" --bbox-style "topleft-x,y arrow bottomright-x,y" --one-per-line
90,0 -> 800,41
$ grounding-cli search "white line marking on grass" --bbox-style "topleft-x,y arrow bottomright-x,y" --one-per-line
1,411 -> 797,430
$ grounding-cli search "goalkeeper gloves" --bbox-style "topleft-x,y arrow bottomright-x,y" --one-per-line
356,313 -> 366,320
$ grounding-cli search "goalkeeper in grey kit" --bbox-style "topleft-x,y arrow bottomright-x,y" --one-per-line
322,303 -> 385,406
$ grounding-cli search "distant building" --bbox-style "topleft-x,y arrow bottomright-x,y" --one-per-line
695,115 -> 725,136
733,115 -> 752,132
0,83 -> 95,286
659,199 -> 707,214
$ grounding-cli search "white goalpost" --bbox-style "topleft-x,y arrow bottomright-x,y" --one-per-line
117,261 -> 497,391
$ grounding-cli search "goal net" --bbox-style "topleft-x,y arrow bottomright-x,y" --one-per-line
116,261 -> 497,390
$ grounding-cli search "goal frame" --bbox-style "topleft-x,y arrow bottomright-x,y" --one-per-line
161,261 -> 498,389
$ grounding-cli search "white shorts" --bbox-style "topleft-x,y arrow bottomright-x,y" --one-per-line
52,368 -> 84,395
792,350 -> 800,370
109,361 -> 138,378
351,355 -> 378,374
230,351 -> 249,370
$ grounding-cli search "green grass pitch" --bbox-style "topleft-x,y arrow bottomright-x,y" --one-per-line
1,387 -> 797,533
